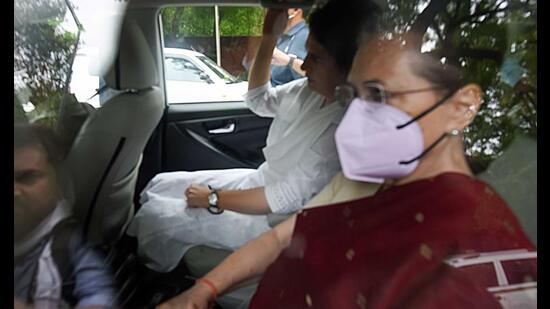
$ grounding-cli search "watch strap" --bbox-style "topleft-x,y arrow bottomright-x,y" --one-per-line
207,185 -> 223,214
288,54 -> 297,69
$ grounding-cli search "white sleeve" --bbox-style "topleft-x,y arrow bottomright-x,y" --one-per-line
244,79 -> 306,118
264,124 -> 341,214
243,82 -> 281,118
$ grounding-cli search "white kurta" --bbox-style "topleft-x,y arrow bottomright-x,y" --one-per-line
127,78 -> 343,272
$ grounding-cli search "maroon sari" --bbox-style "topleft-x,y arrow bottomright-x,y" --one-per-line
250,172 -> 535,308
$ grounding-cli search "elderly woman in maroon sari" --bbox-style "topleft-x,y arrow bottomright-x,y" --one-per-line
158,31 -> 536,309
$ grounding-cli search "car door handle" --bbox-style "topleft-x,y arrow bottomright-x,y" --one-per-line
208,122 -> 235,134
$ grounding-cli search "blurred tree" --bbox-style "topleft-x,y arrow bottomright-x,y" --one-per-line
162,6 -> 264,40
381,0 -> 536,168
14,0 -> 79,127
14,93 -> 28,124
219,7 -> 264,36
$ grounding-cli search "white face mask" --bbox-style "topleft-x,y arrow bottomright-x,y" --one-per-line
335,88 -> 459,183
335,98 -> 424,183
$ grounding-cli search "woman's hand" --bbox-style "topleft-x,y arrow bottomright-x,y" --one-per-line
185,184 -> 211,208
262,9 -> 288,38
156,284 -> 214,309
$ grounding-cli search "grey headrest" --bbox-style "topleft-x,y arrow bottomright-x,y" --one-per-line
104,19 -> 158,90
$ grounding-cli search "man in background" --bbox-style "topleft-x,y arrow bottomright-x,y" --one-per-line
243,8 -> 309,86
14,124 -> 116,309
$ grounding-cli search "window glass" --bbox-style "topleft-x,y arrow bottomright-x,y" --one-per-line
379,0 -> 537,246
379,0 -> 536,168
460,263 -> 499,287
14,0 -> 79,127
161,6 -> 265,104
502,258 -> 537,284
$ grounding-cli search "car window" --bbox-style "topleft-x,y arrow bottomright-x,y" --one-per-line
14,0 -> 80,127
501,258 -> 537,284
165,56 -> 207,83
15,1 -> 537,307
15,0 -> 128,118
376,0 -> 537,247
160,6 -> 263,104
460,263 -> 499,287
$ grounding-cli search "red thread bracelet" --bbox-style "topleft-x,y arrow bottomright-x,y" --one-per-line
196,278 -> 219,299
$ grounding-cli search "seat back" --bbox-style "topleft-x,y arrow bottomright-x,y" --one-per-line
65,18 -> 164,246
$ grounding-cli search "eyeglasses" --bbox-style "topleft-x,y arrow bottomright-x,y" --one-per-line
334,81 -> 447,106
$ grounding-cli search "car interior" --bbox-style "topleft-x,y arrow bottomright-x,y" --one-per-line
14,0 -> 537,308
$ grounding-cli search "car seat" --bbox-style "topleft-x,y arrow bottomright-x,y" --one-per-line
64,18 -> 164,246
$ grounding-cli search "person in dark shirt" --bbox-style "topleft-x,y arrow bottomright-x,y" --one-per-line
242,8 -> 309,86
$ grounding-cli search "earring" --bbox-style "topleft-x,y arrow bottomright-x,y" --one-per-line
466,105 -> 476,119
450,129 -> 460,136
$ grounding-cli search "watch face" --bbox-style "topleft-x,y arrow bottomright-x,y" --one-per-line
208,192 -> 218,206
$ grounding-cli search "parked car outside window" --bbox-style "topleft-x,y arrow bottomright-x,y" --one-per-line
163,48 -> 248,104
445,249 -> 537,308
69,47 -> 248,106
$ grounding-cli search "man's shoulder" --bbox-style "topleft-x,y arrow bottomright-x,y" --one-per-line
288,22 -> 309,43
290,21 -> 308,33
296,22 -> 309,36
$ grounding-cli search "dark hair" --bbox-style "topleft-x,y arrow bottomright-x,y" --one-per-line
356,29 -> 464,93
14,124 -> 74,200
14,124 -> 66,168
408,49 -> 464,93
308,0 -> 381,74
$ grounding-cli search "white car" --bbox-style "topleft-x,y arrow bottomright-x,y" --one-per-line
444,249 -> 537,308
163,48 -> 248,104
69,47 -> 248,107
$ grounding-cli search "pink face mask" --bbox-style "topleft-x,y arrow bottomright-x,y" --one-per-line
334,98 -> 424,183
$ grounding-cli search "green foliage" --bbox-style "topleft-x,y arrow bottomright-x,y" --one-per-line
27,92 -> 64,129
14,95 -> 28,124
384,0 -> 537,165
219,7 -> 264,36
162,7 -> 210,37
162,6 -> 264,38
14,0 -> 78,123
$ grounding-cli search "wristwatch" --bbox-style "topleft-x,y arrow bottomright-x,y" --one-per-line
287,54 -> 297,70
207,185 -> 223,215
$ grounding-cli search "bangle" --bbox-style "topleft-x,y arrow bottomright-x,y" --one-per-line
196,278 -> 219,299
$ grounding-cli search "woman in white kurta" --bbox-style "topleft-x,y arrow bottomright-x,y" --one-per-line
127,8 -> 364,273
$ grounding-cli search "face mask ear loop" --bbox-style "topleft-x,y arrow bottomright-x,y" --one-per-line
399,132 -> 448,165
396,89 -> 459,130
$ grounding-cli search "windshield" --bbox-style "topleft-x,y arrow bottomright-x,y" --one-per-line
197,55 -> 239,83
